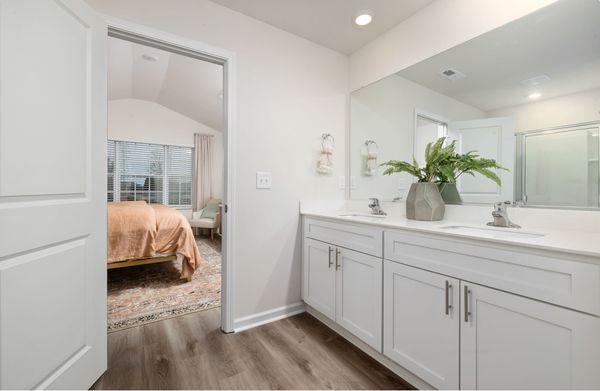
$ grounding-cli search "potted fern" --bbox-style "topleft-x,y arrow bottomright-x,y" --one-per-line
381,137 -> 506,220
436,147 -> 506,205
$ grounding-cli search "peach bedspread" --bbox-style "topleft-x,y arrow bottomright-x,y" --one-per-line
107,201 -> 201,280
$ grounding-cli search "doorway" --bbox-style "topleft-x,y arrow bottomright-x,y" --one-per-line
413,111 -> 448,166
106,21 -> 235,333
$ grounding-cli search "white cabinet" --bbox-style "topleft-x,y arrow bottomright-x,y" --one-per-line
336,248 -> 382,351
384,229 -> 600,316
302,217 -> 600,390
460,282 -> 600,390
303,238 -> 336,320
383,261 -> 460,389
302,220 -> 383,351
383,262 -> 600,390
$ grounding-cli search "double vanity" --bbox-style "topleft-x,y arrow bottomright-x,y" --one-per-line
323,2 -> 600,388
300,202 -> 600,389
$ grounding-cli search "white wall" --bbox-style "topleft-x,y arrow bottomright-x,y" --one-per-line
108,99 -> 224,201
87,0 -> 348,321
351,75 -> 485,200
488,87 -> 600,132
349,0 -> 557,91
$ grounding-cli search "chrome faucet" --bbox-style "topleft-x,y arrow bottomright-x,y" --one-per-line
487,201 -> 520,228
368,198 -> 387,216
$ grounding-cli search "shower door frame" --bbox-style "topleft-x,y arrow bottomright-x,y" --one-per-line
515,120 -> 600,210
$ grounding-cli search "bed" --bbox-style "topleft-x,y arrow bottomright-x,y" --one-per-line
107,201 -> 202,281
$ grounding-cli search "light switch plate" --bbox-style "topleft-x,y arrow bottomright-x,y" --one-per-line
256,171 -> 272,189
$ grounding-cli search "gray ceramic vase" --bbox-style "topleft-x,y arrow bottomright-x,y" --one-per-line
406,182 -> 445,221
437,182 -> 463,205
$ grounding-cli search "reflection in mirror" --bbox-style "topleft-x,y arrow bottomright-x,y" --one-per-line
349,0 -> 600,209
516,123 -> 600,208
414,114 -> 446,167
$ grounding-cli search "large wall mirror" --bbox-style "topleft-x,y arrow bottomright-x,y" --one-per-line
349,0 -> 600,209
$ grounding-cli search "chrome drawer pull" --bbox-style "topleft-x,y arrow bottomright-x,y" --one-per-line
445,280 -> 452,315
464,285 -> 471,322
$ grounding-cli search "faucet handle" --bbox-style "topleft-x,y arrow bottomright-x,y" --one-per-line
368,198 -> 380,207
493,200 -> 511,212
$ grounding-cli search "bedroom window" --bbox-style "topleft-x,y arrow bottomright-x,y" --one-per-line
107,140 -> 193,208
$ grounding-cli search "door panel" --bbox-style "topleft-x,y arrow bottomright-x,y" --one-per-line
336,247 -> 382,351
461,282 -> 600,389
383,261 -> 459,389
0,0 -> 107,388
447,117 -> 514,203
1,241 -> 88,388
0,0 -> 89,196
303,239 -> 336,320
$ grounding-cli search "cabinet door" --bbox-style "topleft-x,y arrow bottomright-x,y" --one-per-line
383,261 -> 460,389
461,282 -> 600,389
303,238 -> 336,320
335,247 -> 382,351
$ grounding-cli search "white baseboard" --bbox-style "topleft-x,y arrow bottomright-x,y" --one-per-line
233,302 -> 306,333
307,306 -> 433,390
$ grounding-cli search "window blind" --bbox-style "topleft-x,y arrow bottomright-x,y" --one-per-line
167,145 -> 193,206
107,140 -> 193,207
107,140 -> 116,202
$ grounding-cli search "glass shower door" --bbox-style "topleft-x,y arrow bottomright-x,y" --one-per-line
520,123 -> 600,208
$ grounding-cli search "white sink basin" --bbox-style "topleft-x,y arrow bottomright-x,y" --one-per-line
338,213 -> 387,219
440,225 -> 546,239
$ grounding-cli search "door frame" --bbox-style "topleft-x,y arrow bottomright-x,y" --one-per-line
104,16 -> 237,333
413,108 -> 449,165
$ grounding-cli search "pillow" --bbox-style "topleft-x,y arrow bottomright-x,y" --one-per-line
200,199 -> 220,219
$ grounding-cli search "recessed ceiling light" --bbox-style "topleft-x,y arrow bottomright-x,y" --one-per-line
141,53 -> 159,62
355,10 -> 373,26
528,92 -> 542,99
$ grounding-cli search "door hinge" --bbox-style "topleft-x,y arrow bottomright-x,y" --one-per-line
224,204 -> 228,213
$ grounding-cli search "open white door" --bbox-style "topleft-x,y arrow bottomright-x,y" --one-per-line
447,117 -> 515,203
0,0 -> 107,388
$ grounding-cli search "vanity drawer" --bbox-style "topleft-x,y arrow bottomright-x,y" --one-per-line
384,229 -> 600,316
304,217 -> 383,257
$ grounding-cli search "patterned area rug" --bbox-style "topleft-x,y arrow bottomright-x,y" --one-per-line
107,237 -> 221,332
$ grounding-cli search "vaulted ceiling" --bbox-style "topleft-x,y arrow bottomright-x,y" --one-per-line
108,37 -> 224,131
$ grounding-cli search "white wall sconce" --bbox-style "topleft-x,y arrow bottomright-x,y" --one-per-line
316,133 -> 335,174
363,140 -> 378,176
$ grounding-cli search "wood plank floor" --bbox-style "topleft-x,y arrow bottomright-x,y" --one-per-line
92,308 -> 414,390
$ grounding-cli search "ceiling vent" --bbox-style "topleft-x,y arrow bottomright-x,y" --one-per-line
440,68 -> 466,81
520,74 -> 551,87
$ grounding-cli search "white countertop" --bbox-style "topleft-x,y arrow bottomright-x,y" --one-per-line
300,202 -> 600,262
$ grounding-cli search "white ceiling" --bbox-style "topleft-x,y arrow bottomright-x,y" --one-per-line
108,37 -> 224,131
208,0 -> 435,54
397,0 -> 600,112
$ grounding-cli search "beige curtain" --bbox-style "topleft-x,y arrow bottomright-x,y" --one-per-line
194,134 -> 213,211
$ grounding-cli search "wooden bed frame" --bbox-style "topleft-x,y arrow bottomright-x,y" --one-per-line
107,254 -> 177,270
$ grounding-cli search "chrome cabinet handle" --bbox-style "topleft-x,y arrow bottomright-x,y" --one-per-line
328,247 -> 333,268
464,285 -> 471,322
445,280 -> 452,315
335,248 -> 341,270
